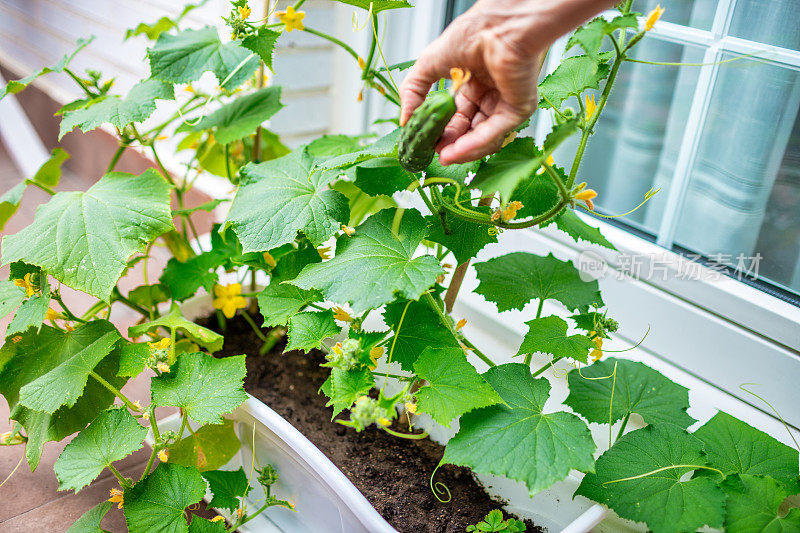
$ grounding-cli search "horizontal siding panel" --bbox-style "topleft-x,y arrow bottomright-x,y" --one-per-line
270,93 -> 329,136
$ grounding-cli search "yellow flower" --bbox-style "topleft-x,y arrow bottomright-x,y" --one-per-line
212,283 -> 248,318
0,431 -> 10,443
369,346 -> 384,360
263,252 -> 277,268
645,4 -> 665,31
574,188 -> 598,211
436,274 -> 446,284
377,85 -> 386,96
377,417 -> 391,427
108,488 -> 124,509
358,56 -> 366,70
142,411 -> 150,421
132,400 -> 143,411
148,338 -> 171,352
158,449 -> 169,462
341,225 -> 355,236
45,308 -> 62,321
537,154 -> 555,175
405,402 -> 417,414
238,5 -> 251,19
156,361 -> 171,373
14,273 -> 37,297
277,6 -> 305,32
456,318 -> 467,330
211,516 -> 225,523
590,336 -> 603,361
585,94 -> 597,120
184,84 -> 195,93
357,90 -> 364,102
332,342 -> 343,355
156,135 -> 168,141
236,507 -> 245,518
317,246 -> 331,260
497,201 -> 523,222
333,307 -> 352,322
502,131 -> 517,148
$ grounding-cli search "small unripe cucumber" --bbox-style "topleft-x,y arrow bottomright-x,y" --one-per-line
398,91 -> 457,173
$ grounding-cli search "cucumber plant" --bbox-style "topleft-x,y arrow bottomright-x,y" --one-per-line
0,1 -> 797,532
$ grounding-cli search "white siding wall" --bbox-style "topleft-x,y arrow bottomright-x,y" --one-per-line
0,0 -> 362,145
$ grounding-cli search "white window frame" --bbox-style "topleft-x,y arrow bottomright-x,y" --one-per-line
402,0 -> 800,429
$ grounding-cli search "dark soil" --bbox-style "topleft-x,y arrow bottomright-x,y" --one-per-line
205,314 -> 544,533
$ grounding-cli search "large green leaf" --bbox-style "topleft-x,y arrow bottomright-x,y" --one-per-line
2,169 -> 174,301
17,321 -> 120,414
125,1 -> 206,41
188,518 -> 227,533
0,279 -> 25,319
257,284 -> 321,327
722,474 -> 800,533
1,149 -> 71,230
567,15 -> 639,57
509,157 -> 566,221
159,253 -> 221,301
577,424 -> 726,533
128,302 -> 223,353
193,87 -> 283,144
59,80 -> 174,139
414,347 -> 502,427
203,468 -> 251,513
425,207 -> 498,264
54,408 -> 147,491
546,209 -> 616,250
516,315 -> 593,362
66,501 -> 113,533
693,411 -> 800,489
0,182 -> 26,232
474,252 -> 603,312
169,419 -> 240,472
147,26 -> 259,90
353,157 -> 414,197
317,129 -> 400,170
382,298 -> 460,371
0,322 -> 125,470
290,209 -> 441,313
0,37 -> 93,101
241,28 -> 281,71
565,358 -> 695,428
469,137 -> 548,202
124,463 -> 207,533
151,352 -> 247,424
285,310 -> 339,353
225,149 -> 349,252
443,363 -> 595,495
538,53 -> 612,110
6,273 -> 50,339
324,367 -> 374,418
330,0 -> 412,13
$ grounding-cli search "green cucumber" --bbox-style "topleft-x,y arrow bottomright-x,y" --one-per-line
398,90 -> 457,173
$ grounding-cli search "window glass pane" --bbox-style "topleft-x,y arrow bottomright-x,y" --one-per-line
673,57 -> 800,295
729,0 -> 800,51
552,40 -> 704,235
631,0 -> 716,30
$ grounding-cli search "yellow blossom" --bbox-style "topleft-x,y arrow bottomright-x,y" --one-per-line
238,5 -> 251,19
369,346 -> 384,360
0,431 -> 10,443
333,307 -> 352,322
585,94 -> 597,120
499,201 -> 523,222
212,283 -> 248,318
501,131 -> 517,148
377,85 -> 386,96
645,4 -> 665,31
211,516 -> 225,523
263,252 -> 277,268
377,417 -> 391,427
65,324 -> 74,332
574,186 -> 598,211
143,411 -> 150,421
148,338 -> 171,352
236,507 -> 245,518
45,308 -> 62,321
332,342 -> 343,355
132,400 -> 143,411
405,402 -> 417,414
436,274 -> 446,284
317,246 -> 331,260
277,6 -> 305,32
442,263 -> 453,270
341,225 -> 355,236
11,335 -> 22,343
231,31 -> 238,40
156,361 -> 171,373
14,273 -> 37,297
537,154 -> 555,175
357,90 -> 364,102
158,449 -> 169,462
185,84 -> 195,93
156,134 -> 168,141
108,488 -> 124,509
590,336 -> 603,361
456,318 -> 467,330
358,56 -> 366,70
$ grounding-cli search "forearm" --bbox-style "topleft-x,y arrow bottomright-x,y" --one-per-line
469,0 -> 618,54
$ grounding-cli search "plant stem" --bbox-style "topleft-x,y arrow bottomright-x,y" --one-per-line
150,145 -> 177,187
63,67 -> 95,98
107,145 -> 126,172
383,427 -> 428,440
523,300 -> 546,366
362,16 -> 377,81
224,143 -> 234,182
51,292 -> 86,323
26,180 -> 56,195
112,287 -> 150,318
106,463 -> 131,488
531,360 -> 554,377
241,310 -> 269,343
89,371 -> 139,412
615,412 -> 630,441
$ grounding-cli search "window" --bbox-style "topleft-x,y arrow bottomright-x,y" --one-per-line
445,0 -> 800,303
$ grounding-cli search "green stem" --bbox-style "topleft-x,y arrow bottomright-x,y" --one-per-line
89,371 -> 139,412
112,287 -> 150,318
224,143 -> 233,182
423,293 -> 495,368
303,27 -> 359,60
63,67 -> 95,98
531,360 -> 554,377
80,300 -> 108,321
383,427 -> 428,440
242,310 -> 269,343
106,463 -> 131,488
362,15 -> 377,80
615,412 -> 630,440
51,292 -> 86,323
107,145 -> 126,173
140,98 -> 204,137
25,179 -> 56,195
604,465 -> 725,486
150,145 -> 177,187
523,300 -> 546,366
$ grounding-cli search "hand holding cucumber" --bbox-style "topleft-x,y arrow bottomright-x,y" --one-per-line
399,0 -> 616,166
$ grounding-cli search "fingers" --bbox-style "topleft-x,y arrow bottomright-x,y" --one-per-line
436,88 -> 482,151
399,40 -> 453,126
439,106 -> 524,165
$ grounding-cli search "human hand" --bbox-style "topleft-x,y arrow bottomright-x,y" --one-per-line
399,0 -> 614,166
